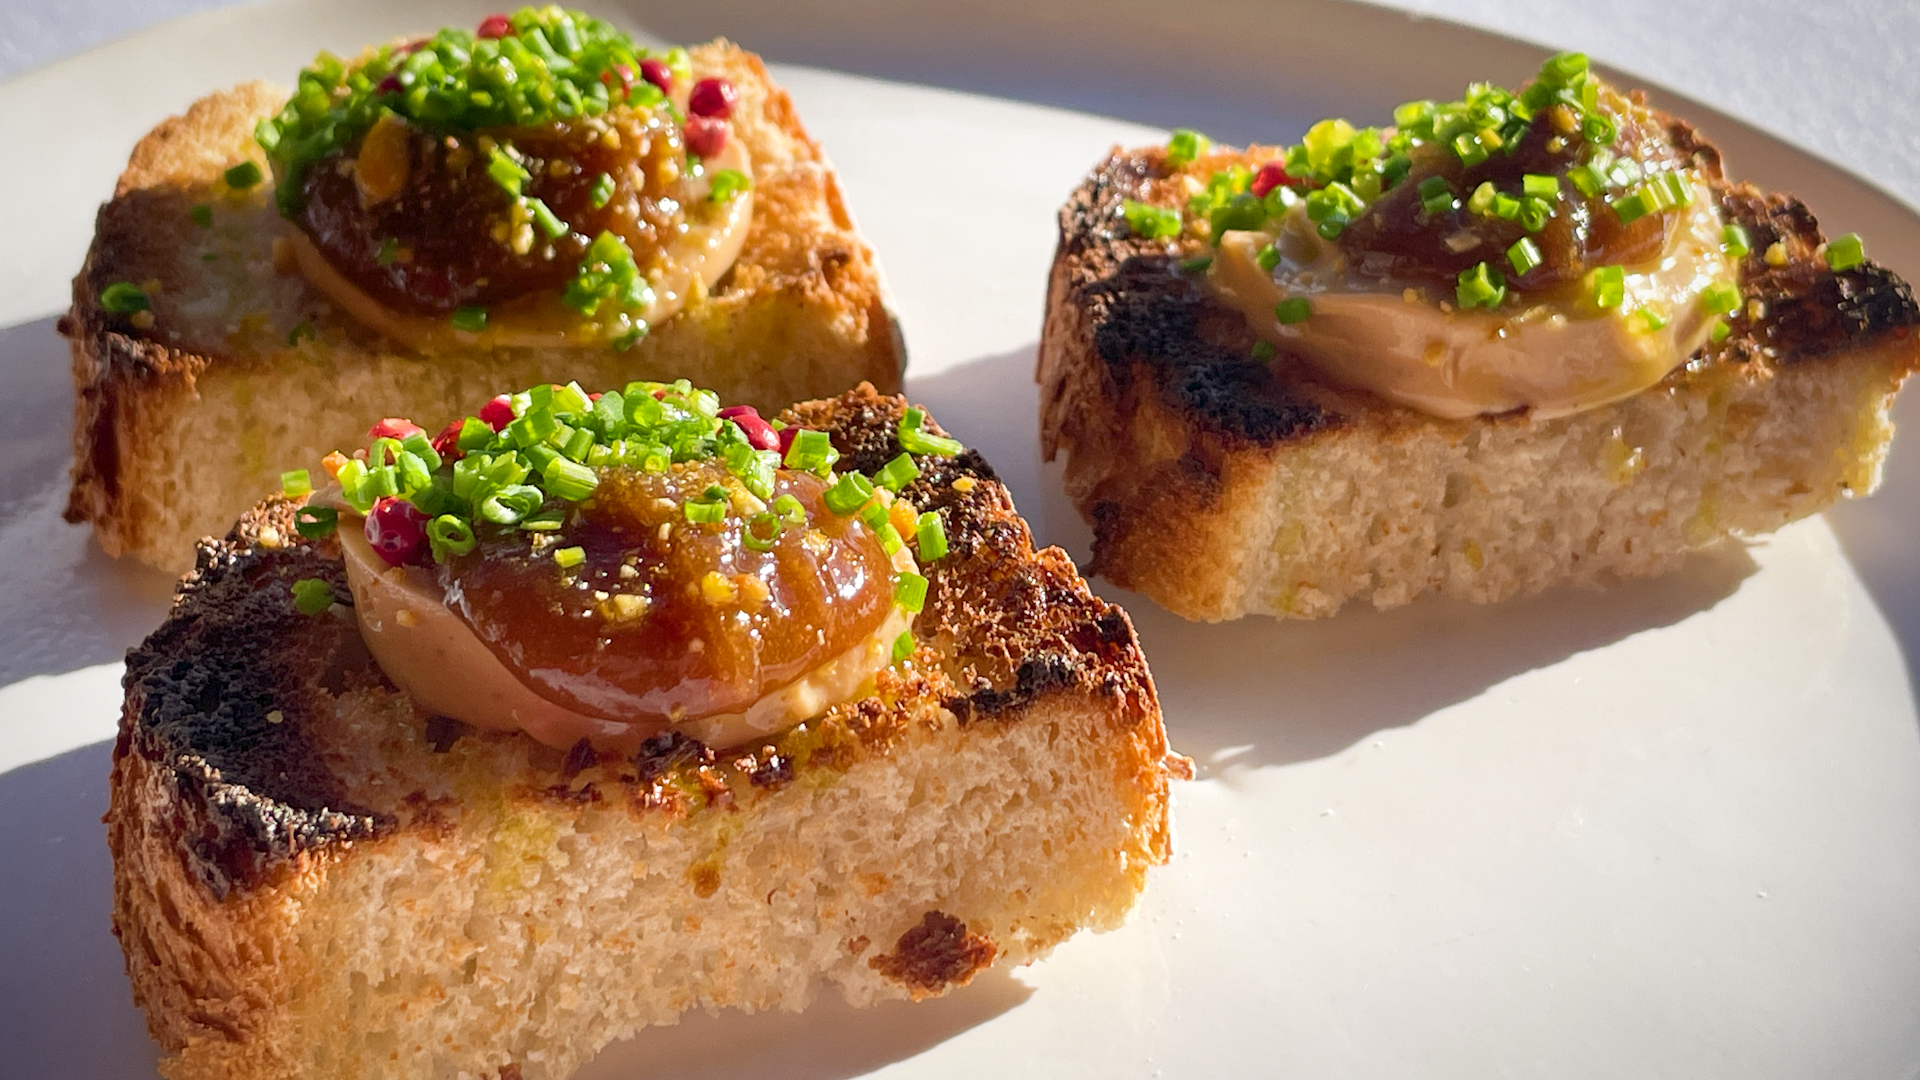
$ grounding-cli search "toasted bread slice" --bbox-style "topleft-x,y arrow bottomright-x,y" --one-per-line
108,387 -> 1183,1080
65,41 -> 903,573
1039,116 -> 1920,621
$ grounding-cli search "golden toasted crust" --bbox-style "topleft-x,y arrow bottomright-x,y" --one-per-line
65,42 -> 904,572
1038,114 -> 1920,621
109,388 -> 1180,1080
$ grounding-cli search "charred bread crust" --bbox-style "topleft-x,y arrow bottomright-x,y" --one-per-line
1038,106 -> 1920,620
110,388 -> 1180,1075
66,43 -> 904,569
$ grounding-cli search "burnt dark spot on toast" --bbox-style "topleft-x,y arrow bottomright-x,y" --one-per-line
867,910 -> 997,999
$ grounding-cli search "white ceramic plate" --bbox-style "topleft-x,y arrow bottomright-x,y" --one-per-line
3,2 -> 1919,1077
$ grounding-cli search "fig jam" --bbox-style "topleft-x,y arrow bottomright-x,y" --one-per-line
295,108 -> 686,316
441,461 -> 896,722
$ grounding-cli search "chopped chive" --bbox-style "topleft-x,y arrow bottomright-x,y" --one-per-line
1179,255 -> 1214,272
293,506 -> 337,539
281,469 -> 312,498
1825,233 -> 1866,272
782,429 -> 839,475
1255,245 -> 1280,272
915,511 -> 948,561
290,577 -> 334,615
224,160 -> 263,189
891,629 -> 916,663
1609,190 -> 1652,225
100,282 -> 150,313
742,511 -> 783,551
1636,307 -> 1670,332
898,408 -> 963,457
894,571 -> 928,613
189,204 -> 213,227
428,515 -> 477,560
519,510 -> 566,531
1587,264 -> 1625,308
1700,280 -> 1741,317
375,237 -> 401,266
708,168 -> 751,202
543,456 -> 597,501
1467,181 -> 1498,217
1251,340 -> 1276,360
874,452 -> 921,493
1522,173 -> 1560,199
589,172 -> 615,208
684,493 -> 726,524
1506,236 -> 1543,276
450,305 -> 488,332
553,545 -> 586,568
527,197 -> 568,239
1122,199 -> 1182,240
824,472 -> 875,517
1710,319 -> 1732,343
1455,262 -> 1506,310
773,493 -> 807,527
1274,297 -> 1312,324
1566,163 -> 1607,198
1418,175 -> 1455,216
1165,128 -> 1211,168
486,145 -> 530,196
1721,223 -> 1751,258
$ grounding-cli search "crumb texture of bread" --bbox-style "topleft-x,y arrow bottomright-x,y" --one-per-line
1038,127 -> 1920,622
66,42 -> 904,573
108,389 -> 1178,1080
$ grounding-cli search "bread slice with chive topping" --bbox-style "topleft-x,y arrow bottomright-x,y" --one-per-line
64,39 -> 903,573
1039,109 -> 1920,621
108,386 -> 1184,1080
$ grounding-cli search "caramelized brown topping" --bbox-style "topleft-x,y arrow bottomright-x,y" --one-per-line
440,461 -> 896,722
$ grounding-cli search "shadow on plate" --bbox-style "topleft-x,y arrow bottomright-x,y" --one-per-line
904,345 -> 1760,771
0,314 -> 177,687
1828,384 -> 1920,712
580,969 -> 1030,1080
0,740 -> 160,1076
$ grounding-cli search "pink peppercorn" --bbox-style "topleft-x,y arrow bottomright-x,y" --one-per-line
688,78 -> 735,119
639,59 -> 672,94
367,417 -> 424,441
685,116 -> 728,158
718,405 -> 780,451
430,419 -> 465,461
1250,162 -> 1295,198
477,14 -> 513,39
477,395 -> 515,432
365,497 -> 428,567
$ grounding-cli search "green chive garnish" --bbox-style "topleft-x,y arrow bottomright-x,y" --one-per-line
783,429 -> 839,475
487,146 -> 530,197
1826,233 -> 1866,272
824,472 -> 875,517
451,306 -> 488,332
1165,128 -> 1211,168
1587,265 -> 1625,309
1700,280 -> 1741,317
874,452 -> 921,493
375,237 -> 401,266
1721,224 -> 1751,259
709,169 -> 751,202
293,506 -> 337,539
428,515 -> 477,559
742,511 -> 783,551
1122,200 -> 1181,241
774,493 -> 808,527
1455,262 -> 1506,310
100,282 -> 150,314
891,630 -> 916,664
290,578 -> 334,615
281,469 -> 312,498
1506,237 -> 1543,276
589,172 -> 615,208
916,511 -> 948,562
898,408 -> 963,457
527,197 -> 568,240
189,204 -> 213,227
1255,245 -> 1280,272
894,572 -> 928,613
1179,255 -> 1214,273
1251,340 -> 1276,360
543,456 -> 597,501
224,160 -> 263,189
1522,174 -> 1560,199
553,546 -> 586,568
1711,319 -> 1732,344
1274,297 -> 1312,324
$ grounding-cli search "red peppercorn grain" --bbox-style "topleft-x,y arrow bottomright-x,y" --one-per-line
431,419 -> 465,461
368,417 -> 425,441
688,78 -> 735,119
1251,162 -> 1296,198
685,116 -> 729,159
366,497 -> 428,567
477,14 -> 513,39
718,405 -> 780,451
478,395 -> 515,432
640,58 -> 672,94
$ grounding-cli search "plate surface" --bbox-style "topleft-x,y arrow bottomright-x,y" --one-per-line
2,2 -> 1919,1078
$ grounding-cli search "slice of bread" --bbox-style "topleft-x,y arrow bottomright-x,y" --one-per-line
1039,116 -> 1920,621
65,40 -> 904,574
108,387 -> 1184,1080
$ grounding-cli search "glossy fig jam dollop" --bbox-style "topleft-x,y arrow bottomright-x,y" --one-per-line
297,108 -> 686,316
440,461 -> 897,722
